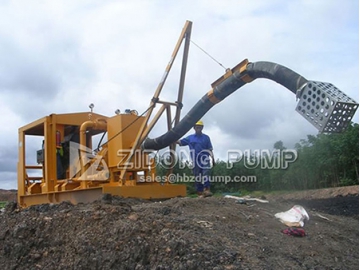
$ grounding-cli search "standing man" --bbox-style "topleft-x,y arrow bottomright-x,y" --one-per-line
177,120 -> 215,197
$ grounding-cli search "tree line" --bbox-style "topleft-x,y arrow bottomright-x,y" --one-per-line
156,122 -> 359,194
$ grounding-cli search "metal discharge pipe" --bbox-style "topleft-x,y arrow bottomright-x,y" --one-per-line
142,61 -> 308,151
79,118 -> 108,149
79,119 -> 107,177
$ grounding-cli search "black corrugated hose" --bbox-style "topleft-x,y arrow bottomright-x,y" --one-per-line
142,61 -> 308,150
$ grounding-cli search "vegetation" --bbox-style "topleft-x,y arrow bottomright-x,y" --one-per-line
157,123 -> 359,195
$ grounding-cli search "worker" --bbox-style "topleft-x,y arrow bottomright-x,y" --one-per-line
176,120 -> 215,197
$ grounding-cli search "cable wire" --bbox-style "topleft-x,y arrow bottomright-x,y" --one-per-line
96,105 -> 155,150
190,39 -> 228,71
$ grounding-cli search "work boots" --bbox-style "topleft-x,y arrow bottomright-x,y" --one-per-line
203,188 -> 213,197
197,188 -> 213,198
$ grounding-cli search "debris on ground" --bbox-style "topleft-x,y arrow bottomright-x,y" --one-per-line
224,195 -> 269,203
0,186 -> 358,269
274,205 -> 310,227
281,227 -> 306,237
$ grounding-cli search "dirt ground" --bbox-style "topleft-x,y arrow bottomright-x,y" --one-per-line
0,186 -> 358,270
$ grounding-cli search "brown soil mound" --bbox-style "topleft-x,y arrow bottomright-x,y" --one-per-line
0,189 -> 17,202
0,186 -> 358,269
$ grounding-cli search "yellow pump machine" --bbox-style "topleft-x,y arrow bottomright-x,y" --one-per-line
17,21 -> 358,207
18,110 -> 187,207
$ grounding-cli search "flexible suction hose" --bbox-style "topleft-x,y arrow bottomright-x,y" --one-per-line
142,61 -> 308,150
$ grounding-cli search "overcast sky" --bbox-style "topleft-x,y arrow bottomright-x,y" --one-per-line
0,0 -> 358,189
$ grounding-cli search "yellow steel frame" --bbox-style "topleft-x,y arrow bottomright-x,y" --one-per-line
119,20 -> 192,181
17,112 -> 109,207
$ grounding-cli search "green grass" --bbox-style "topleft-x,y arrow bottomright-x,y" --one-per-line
0,201 -> 7,208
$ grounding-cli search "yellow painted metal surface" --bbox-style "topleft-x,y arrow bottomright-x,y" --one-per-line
18,112 -> 109,206
107,114 -> 145,168
17,111 -> 187,207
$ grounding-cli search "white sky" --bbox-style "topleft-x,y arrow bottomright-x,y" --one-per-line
0,0 -> 358,189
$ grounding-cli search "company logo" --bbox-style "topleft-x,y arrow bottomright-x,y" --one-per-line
113,149 -> 298,170
227,149 -> 298,169
69,142 -> 109,181
66,145 -> 298,181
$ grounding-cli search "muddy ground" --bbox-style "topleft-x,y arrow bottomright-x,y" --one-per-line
0,186 -> 358,270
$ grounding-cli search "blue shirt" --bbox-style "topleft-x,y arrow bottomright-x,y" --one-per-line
180,133 -> 213,168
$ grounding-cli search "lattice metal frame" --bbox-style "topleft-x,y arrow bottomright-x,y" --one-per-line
296,81 -> 358,133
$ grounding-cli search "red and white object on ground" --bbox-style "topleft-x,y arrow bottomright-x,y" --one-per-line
275,205 -> 310,227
